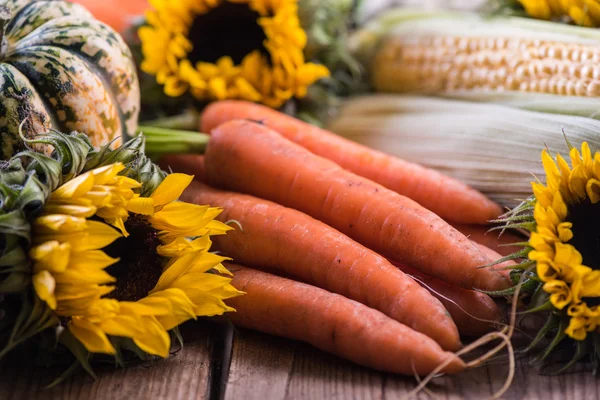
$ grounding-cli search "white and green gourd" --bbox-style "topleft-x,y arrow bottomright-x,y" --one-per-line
0,0 -> 140,159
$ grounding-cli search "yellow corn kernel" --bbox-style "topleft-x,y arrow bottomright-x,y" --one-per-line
372,35 -> 600,97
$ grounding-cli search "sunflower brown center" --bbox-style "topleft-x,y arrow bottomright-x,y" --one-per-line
565,201 -> 600,306
187,2 -> 269,65
103,215 -> 164,302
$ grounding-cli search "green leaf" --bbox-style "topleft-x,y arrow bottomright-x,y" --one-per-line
45,360 -> 81,389
520,313 -> 559,354
528,284 -> 551,310
59,328 -> 96,380
530,315 -> 569,365
541,339 -> 589,375
0,272 -> 28,293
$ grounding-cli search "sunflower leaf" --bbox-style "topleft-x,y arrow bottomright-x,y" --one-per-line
541,340 -> 589,376
530,316 -> 569,365
59,328 -> 96,380
520,313 -> 559,354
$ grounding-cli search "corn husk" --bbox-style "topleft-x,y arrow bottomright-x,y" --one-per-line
354,0 -> 487,24
327,94 -> 600,209
349,9 -> 600,119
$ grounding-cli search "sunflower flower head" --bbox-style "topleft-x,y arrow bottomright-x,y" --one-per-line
498,141 -> 600,373
0,130 -> 242,368
518,0 -> 600,27
527,143 -> 600,340
138,0 -> 330,108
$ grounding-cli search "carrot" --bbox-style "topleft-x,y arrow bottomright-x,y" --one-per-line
472,242 -> 517,281
70,0 -> 149,33
201,100 -> 502,225
182,181 -> 461,350
454,223 -> 526,257
225,264 -> 465,376
389,261 -> 503,337
159,154 -> 207,182
203,120 -> 511,292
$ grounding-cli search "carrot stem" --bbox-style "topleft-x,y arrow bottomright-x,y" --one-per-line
137,125 -> 209,155
141,110 -> 200,130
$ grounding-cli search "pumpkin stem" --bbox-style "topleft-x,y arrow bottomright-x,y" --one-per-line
0,6 -> 9,59
136,125 -> 211,159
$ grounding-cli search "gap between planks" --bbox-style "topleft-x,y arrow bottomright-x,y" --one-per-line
221,328 -> 600,400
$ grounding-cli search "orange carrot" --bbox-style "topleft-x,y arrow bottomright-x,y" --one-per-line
203,120 -> 511,292
226,264 -> 465,376
183,181 -> 461,350
201,100 -> 502,225
70,0 -> 149,33
159,154 -> 207,182
454,224 -> 526,257
472,242 -> 517,281
389,261 -> 503,337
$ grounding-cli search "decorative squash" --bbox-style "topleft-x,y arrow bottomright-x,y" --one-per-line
0,0 -> 140,159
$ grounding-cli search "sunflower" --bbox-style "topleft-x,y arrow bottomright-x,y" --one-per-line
30,167 -> 239,357
138,0 -> 330,108
518,0 -> 600,27
527,143 -> 600,341
0,130 -> 242,366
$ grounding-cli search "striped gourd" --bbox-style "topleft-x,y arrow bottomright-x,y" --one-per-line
350,9 -> 600,119
0,0 -> 140,159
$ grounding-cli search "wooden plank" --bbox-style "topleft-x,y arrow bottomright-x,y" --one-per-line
223,328 -> 600,400
0,320 -> 223,400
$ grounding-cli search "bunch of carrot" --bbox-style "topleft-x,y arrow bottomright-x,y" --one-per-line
159,100 -> 521,376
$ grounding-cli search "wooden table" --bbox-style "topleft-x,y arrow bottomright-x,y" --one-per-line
1,320 -> 597,399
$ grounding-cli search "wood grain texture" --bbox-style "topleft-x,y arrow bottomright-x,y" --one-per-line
223,328 -> 600,400
2,321 -> 598,399
0,321 -> 221,400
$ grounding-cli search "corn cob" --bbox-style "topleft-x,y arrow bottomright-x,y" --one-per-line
351,9 -> 600,118
327,94 -> 600,208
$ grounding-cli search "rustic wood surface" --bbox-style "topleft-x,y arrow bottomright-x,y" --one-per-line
0,322 -> 221,400
1,321 -> 598,400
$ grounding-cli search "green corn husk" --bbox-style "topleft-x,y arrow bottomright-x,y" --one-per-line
349,9 -> 600,119
327,94 -> 600,208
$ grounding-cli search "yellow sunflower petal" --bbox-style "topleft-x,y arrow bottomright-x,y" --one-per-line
171,273 -> 234,293
55,284 -> 114,303
54,268 -> 116,286
133,317 -> 171,358
98,315 -> 146,338
144,288 -> 197,330
91,163 -> 125,185
33,215 -> 87,234
565,316 -> 588,340
556,222 -> 573,242
586,178 -> 600,203
68,250 -> 119,270
127,196 -> 155,215
581,270 -> 600,298
150,174 -> 194,206
32,271 -> 57,310
69,318 -> 116,355
156,236 -> 194,258
30,241 -> 71,274
50,172 -> 95,200
42,204 -> 97,218
544,280 -> 572,309
554,242 -> 583,269
212,263 -> 233,277
185,293 -> 236,316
